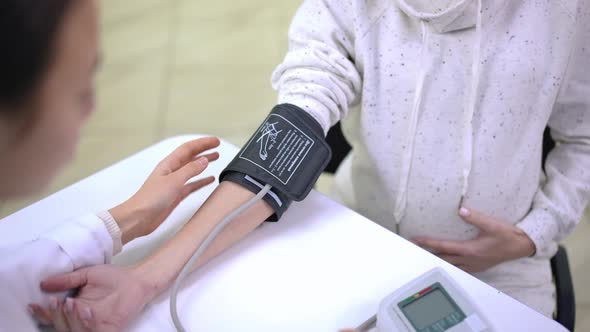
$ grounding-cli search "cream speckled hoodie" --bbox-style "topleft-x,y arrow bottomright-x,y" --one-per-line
272,0 -> 590,316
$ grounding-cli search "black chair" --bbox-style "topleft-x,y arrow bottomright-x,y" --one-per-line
323,123 -> 576,331
542,128 -> 576,331
552,246 -> 576,331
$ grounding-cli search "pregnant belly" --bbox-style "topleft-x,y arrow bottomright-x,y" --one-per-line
398,181 -> 480,242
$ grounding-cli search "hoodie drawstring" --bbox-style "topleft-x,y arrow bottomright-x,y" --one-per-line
393,0 -> 483,226
393,21 -> 429,224
462,0 -> 483,198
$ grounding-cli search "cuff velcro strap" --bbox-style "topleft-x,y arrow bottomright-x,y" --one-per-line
222,171 -> 291,221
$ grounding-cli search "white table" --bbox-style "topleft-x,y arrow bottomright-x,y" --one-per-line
0,135 -> 567,332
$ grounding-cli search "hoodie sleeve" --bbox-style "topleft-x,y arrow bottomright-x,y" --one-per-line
271,0 -> 363,135
517,1 -> 590,258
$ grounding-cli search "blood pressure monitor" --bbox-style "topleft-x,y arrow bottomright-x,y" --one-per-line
375,267 -> 492,332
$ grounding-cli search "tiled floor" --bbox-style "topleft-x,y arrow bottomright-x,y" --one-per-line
1,0 -> 588,330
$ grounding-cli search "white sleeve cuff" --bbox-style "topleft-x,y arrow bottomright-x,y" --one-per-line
275,95 -> 333,136
40,214 -> 114,268
516,208 -> 559,259
96,211 -> 123,255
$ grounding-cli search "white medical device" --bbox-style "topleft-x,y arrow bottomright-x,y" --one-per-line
359,267 -> 492,332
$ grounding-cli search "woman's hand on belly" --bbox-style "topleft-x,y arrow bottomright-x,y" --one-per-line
412,207 -> 536,273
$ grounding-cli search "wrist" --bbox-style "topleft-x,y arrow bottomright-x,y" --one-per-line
109,200 -> 148,245
128,264 -> 161,304
130,260 -> 170,301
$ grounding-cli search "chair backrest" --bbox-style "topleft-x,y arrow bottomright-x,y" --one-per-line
552,246 -> 576,331
542,127 -> 555,170
324,122 -> 351,174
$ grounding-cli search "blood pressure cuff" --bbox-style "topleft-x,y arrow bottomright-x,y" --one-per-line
220,103 -> 332,221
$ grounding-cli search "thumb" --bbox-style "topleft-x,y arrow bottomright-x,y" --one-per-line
458,207 -> 500,234
41,269 -> 88,292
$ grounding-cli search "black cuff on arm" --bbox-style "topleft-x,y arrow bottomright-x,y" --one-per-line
220,103 -> 331,221
222,171 -> 292,222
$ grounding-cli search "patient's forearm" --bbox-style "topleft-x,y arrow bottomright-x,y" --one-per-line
134,181 -> 274,297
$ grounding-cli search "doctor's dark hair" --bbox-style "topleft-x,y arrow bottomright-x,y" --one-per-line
0,0 -> 73,111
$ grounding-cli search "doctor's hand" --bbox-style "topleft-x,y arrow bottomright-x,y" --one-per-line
30,264 -> 154,332
412,207 -> 536,273
110,137 -> 220,244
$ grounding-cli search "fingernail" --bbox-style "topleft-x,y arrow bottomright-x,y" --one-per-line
65,298 -> 74,313
81,307 -> 93,320
49,297 -> 58,311
196,157 -> 208,166
459,207 -> 471,217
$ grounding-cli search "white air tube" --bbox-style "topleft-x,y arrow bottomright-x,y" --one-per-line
170,184 -> 273,332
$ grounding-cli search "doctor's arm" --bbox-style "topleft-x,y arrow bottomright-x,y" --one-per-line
31,181 -> 274,331
1,137 -> 218,324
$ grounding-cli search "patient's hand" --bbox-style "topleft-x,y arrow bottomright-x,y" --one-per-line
111,137 -> 221,244
30,264 -> 155,332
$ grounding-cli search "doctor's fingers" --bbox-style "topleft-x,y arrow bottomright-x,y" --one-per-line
63,298 -> 93,332
49,298 -> 70,332
28,304 -> 53,326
